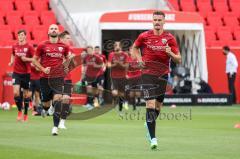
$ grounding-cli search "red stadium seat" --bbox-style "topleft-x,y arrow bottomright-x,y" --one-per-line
204,26 -> 217,46
40,11 -> 57,25
32,26 -> 48,43
212,0 -> 229,12
233,30 -> 240,41
180,0 -> 197,12
229,0 -> 240,13
15,0 -> 32,11
24,11 -> 39,18
217,27 -> 233,41
58,25 -> 65,32
0,29 -> 14,45
207,15 -> 223,30
31,0 -> 49,11
24,15 -> 40,26
223,16 -> 239,28
197,1 -> 214,18
6,11 -> 23,26
0,1 -> 14,13
168,0 -> 180,11
0,13 -> 5,25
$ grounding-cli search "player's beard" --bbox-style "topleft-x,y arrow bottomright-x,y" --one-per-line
49,32 -> 58,38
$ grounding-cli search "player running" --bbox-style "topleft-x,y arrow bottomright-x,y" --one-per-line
108,41 -> 129,113
58,30 -> 75,129
82,46 -> 105,108
9,29 -> 34,122
29,61 -> 41,115
126,47 -> 142,111
132,11 -> 181,149
94,46 -> 106,105
32,24 -> 70,136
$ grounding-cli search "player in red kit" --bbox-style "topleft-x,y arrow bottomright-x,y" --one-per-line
108,41 -> 129,112
126,47 -> 142,111
82,46 -> 105,108
32,24 -> 69,136
94,46 -> 106,105
132,11 -> 181,149
29,62 -> 41,115
9,30 -> 34,122
58,30 -> 75,129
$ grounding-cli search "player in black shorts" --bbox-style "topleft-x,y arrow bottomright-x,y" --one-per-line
132,11 -> 181,149
33,24 -> 70,135
9,29 -> 34,122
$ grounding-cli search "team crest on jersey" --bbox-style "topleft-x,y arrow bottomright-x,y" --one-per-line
120,56 -> 124,60
162,38 -> 167,44
23,48 -> 28,52
58,47 -> 64,52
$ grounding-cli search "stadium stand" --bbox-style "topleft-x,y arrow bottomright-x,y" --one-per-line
168,0 -> 240,47
0,0 -> 61,47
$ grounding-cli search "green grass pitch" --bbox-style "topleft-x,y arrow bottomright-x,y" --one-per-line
0,106 -> 240,159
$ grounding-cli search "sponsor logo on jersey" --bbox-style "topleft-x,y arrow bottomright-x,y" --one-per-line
23,48 -> 28,52
58,47 -> 64,52
46,52 -> 63,58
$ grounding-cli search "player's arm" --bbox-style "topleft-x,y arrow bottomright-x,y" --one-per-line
21,56 -> 33,62
32,55 -> 50,74
8,54 -> 15,66
107,53 -> 117,68
81,65 -> 86,80
132,43 -> 142,63
165,44 -> 181,64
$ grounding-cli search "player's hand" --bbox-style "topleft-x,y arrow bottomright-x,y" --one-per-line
21,56 -> 27,62
8,62 -> 13,66
138,61 -> 145,69
43,67 -> 51,74
165,44 -> 172,56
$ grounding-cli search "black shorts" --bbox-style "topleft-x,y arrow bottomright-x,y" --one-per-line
12,72 -> 30,89
111,78 -> 127,93
125,76 -> 141,93
83,76 -> 98,88
40,77 -> 64,102
63,80 -> 72,96
30,79 -> 41,93
141,74 -> 168,102
97,75 -> 104,87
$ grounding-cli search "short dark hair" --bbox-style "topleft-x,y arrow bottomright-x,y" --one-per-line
95,46 -> 100,49
223,46 -> 230,52
18,29 -> 26,35
153,10 -> 165,17
86,45 -> 93,49
59,30 -> 70,39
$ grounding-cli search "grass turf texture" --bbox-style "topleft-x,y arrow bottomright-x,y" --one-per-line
0,106 -> 240,159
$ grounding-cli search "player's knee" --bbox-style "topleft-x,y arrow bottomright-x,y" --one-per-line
62,95 -> 71,104
53,94 -> 62,101
53,100 -> 62,113
13,90 -> 20,97
146,99 -> 156,109
112,90 -> 118,96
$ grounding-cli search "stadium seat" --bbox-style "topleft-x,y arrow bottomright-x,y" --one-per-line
233,29 -> 240,41
32,26 -> 48,43
6,11 -> 23,26
207,15 -> 223,30
24,15 -> 40,26
180,0 -> 197,12
24,11 -> 39,18
204,26 -> 217,46
31,0 -> 49,12
168,0 -> 180,11
197,1 -> 214,18
0,1 -> 14,14
15,0 -> 32,11
0,28 -> 14,46
229,0 -> 240,13
40,11 -> 57,25
0,13 -> 5,25
223,16 -> 239,28
217,27 -> 233,41
212,0 -> 230,12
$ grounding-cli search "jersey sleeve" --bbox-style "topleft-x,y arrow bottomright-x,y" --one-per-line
134,33 -> 144,48
168,36 -> 179,55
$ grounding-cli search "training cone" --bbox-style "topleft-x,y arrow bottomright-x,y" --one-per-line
234,123 -> 240,128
